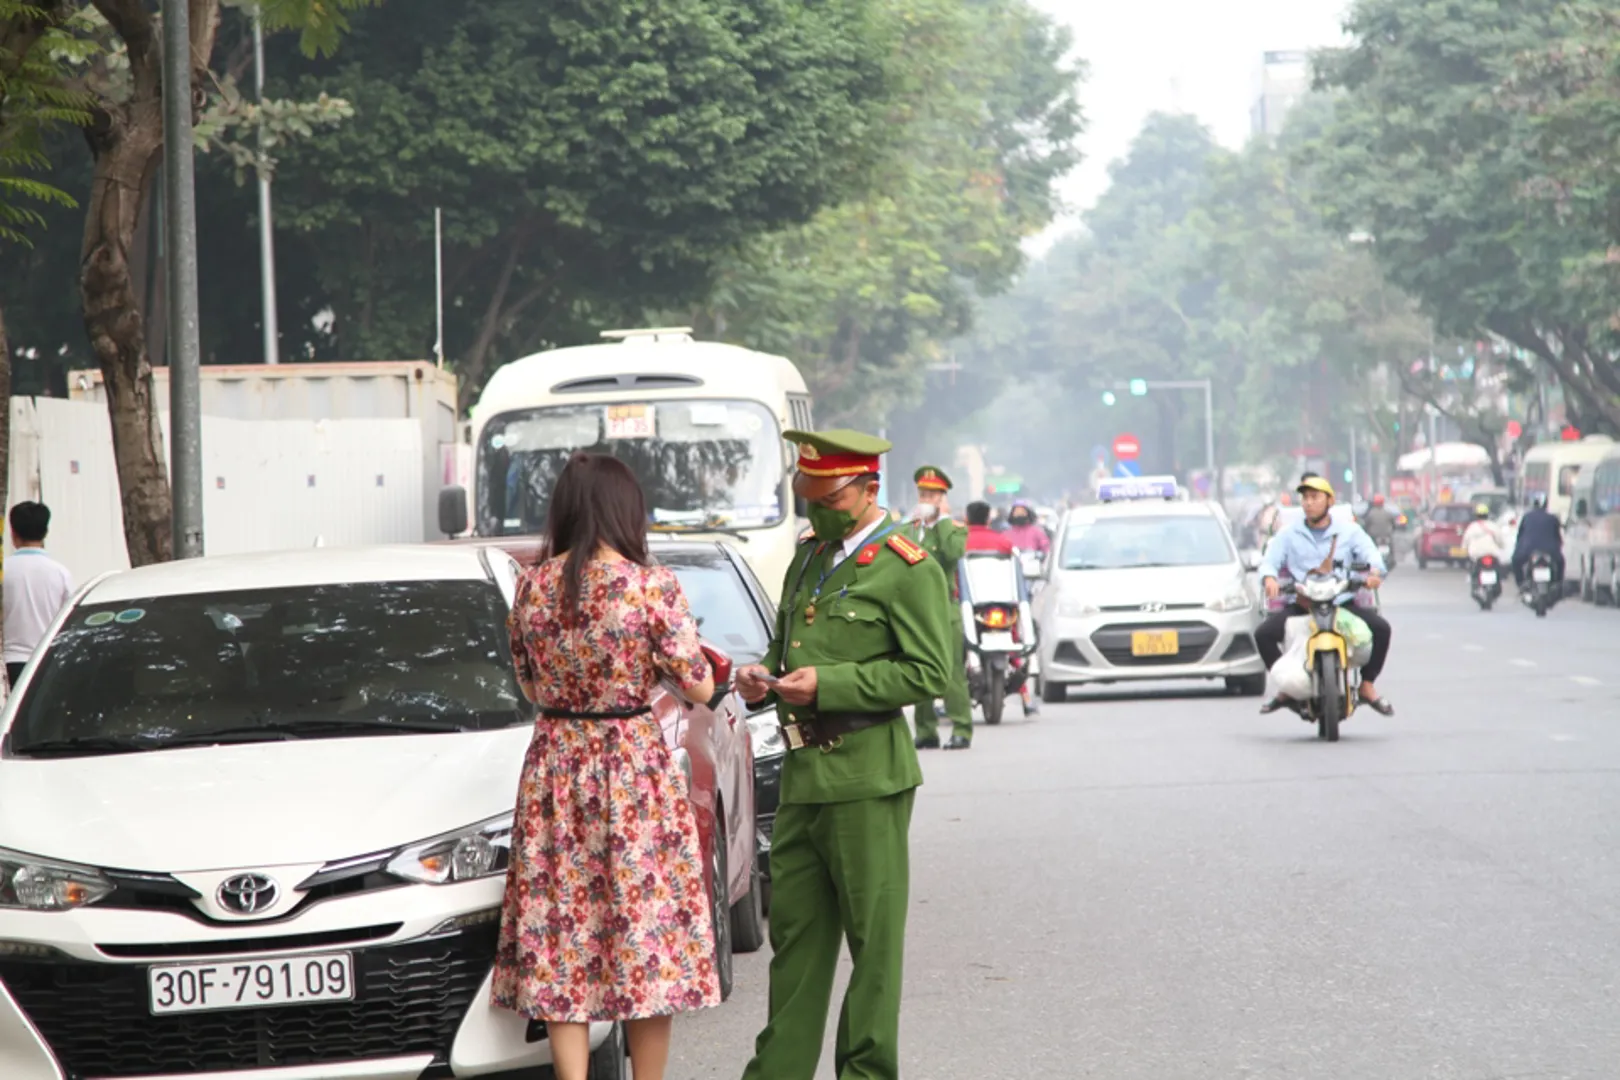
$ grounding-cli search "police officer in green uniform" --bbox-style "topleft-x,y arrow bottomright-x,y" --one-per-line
736,429 -> 955,1080
906,465 -> 974,750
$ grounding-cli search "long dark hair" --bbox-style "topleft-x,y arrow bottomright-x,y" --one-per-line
545,452 -> 650,621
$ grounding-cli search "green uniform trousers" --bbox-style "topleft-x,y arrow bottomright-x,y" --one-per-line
911,638 -> 971,743
739,788 -> 915,1080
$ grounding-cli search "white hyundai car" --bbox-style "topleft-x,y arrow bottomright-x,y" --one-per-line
0,545 -> 655,1080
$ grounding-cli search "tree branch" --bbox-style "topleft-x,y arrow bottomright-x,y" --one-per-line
89,0 -> 154,54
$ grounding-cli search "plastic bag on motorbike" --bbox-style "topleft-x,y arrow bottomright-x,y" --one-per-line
1335,608 -> 1373,650
1272,630 -> 1313,701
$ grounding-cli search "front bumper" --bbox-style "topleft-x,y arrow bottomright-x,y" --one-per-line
1039,608 -> 1264,685
0,876 -> 611,1079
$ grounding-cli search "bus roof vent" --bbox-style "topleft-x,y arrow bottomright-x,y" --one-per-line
600,327 -> 694,344
550,373 -> 705,394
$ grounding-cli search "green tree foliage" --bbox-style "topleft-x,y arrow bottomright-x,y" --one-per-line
240,0 -> 900,409
699,0 -> 1082,427
1302,0 -> 1620,432
0,0 -> 86,243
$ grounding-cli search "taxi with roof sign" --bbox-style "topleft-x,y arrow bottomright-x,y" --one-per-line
1031,484 -> 1265,702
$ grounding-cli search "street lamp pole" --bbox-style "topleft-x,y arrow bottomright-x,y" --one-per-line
254,7 -> 279,365
161,0 -> 204,558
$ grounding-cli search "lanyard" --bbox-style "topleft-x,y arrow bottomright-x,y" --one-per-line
802,519 -> 902,623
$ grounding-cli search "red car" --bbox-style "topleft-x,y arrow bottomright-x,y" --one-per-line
454,536 -> 766,998
1415,503 -> 1477,568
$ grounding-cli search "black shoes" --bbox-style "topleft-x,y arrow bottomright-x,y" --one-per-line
1259,695 -> 1292,715
914,735 -> 941,750
944,735 -> 972,750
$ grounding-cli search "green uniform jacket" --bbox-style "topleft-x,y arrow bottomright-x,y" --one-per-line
908,517 -> 966,600
761,527 -> 956,805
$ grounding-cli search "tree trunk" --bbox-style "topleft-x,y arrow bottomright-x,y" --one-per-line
0,303 -> 11,681
77,0 -> 222,567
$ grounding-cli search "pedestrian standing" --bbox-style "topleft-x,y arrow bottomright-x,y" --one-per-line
735,428 -> 956,1080
491,452 -> 720,1080
906,464 -> 973,751
3,502 -> 73,689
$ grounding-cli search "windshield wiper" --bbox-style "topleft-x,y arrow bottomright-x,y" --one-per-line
649,522 -> 751,542
166,717 -> 472,744
12,735 -> 166,758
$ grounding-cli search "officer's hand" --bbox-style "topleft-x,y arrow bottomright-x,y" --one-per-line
735,664 -> 772,703
1263,576 -> 1280,600
1366,572 -> 1383,590
775,667 -> 818,706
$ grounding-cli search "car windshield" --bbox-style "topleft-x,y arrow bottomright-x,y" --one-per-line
1432,505 -> 1474,525
1061,515 -> 1233,570
660,554 -> 771,665
476,400 -> 785,537
9,580 -> 527,757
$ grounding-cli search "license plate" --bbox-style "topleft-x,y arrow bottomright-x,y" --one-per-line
149,952 -> 355,1015
1532,567 -> 1553,582
1478,571 -> 1498,585
978,631 -> 1016,651
1130,629 -> 1179,656
1449,546 -> 1467,558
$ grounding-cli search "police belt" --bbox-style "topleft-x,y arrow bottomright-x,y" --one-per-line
780,710 -> 901,752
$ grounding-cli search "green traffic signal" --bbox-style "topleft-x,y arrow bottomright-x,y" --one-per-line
1129,378 -> 1148,396
1101,391 -> 1117,406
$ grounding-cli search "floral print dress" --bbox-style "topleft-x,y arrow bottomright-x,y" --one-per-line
491,556 -> 721,1022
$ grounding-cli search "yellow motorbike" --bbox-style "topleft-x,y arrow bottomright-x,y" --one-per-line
1281,567 -> 1373,742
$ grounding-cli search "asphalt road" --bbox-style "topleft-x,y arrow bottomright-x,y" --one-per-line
670,564 -> 1620,1079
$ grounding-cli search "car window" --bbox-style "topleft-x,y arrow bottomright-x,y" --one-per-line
1432,505 -> 1474,525
1060,515 -> 1233,570
660,556 -> 771,664
10,580 -> 525,756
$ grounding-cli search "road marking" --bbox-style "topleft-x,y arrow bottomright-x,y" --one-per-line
1510,658 -> 1537,668
1571,675 -> 1601,687
1461,643 -> 1486,653
1551,734 -> 1579,742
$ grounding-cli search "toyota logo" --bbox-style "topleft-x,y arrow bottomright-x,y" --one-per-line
1140,601 -> 1166,613
217,873 -> 280,915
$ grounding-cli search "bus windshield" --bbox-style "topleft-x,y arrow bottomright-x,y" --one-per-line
476,399 -> 785,537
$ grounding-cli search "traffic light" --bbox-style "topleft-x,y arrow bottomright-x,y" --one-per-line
1101,391 -> 1117,406
1343,468 -> 1354,483
1129,378 -> 1148,396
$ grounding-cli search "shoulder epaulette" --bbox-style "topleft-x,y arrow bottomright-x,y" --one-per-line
886,533 -> 929,565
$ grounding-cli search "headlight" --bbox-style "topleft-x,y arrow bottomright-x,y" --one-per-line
1207,589 -> 1251,612
1058,595 -> 1099,618
747,713 -> 786,758
386,813 -> 514,885
1300,579 -> 1342,603
0,848 -> 114,911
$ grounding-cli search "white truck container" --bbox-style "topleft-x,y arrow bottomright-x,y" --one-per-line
67,361 -> 461,543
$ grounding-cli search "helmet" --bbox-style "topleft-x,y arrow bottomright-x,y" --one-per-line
1473,503 -> 1491,519
1296,475 -> 1336,500
1372,494 -> 1385,507
1530,493 -> 1548,510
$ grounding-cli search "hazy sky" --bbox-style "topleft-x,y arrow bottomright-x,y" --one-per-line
1030,0 -> 1352,239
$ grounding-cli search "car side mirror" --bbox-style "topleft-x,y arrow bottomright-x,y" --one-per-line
701,642 -> 733,711
438,485 -> 469,537
1240,549 -> 1261,572
1574,498 -> 1589,520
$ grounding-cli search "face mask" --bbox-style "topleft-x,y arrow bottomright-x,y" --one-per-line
808,502 -> 860,541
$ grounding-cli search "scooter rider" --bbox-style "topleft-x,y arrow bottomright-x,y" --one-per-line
1511,494 -> 1564,589
1256,476 -> 1395,716
1362,494 -> 1398,552
1462,503 -> 1506,567
1002,501 -> 1050,556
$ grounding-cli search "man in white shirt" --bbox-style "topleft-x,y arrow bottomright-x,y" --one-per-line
4,502 -> 73,687
1461,503 -> 1506,563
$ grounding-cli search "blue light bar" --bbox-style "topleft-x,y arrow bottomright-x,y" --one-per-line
1098,476 -> 1179,502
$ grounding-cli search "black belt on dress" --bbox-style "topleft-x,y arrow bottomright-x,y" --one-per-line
540,706 -> 652,720
780,710 -> 901,751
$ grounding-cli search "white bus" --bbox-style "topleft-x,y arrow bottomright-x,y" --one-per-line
441,328 -> 813,598
1520,434 -> 1615,520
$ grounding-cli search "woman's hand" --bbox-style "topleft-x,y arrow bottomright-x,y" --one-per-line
735,664 -> 773,703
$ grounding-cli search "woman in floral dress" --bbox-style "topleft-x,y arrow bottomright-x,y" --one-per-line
493,452 -> 720,1080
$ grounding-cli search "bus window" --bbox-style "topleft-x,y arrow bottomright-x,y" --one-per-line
1559,464 -> 1582,497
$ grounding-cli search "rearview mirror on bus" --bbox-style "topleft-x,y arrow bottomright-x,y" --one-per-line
439,486 -> 470,537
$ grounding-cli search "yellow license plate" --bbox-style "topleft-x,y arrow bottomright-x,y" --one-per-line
1131,629 -> 1179,656
1449,546 -> 1466,557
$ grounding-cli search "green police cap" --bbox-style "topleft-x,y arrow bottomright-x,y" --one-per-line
783,429 -> 893,478
914,465 -> 952,491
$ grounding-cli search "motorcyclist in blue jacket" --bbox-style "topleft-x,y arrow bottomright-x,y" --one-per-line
1511,494 -> 1564,589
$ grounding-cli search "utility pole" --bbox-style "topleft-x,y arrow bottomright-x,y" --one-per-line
254,7 -> 279,365
1111,378 -> 1215,478
162,0 -> 204,558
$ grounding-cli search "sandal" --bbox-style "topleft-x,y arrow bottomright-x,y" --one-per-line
1358,692 -> 1395,716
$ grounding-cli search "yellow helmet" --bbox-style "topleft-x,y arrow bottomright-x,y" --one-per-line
1473,503 -> 1491,519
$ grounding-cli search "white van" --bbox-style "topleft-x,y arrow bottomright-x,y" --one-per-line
440,328 -> 813,598
1565,446 -> 1620,603
1520,434 -> 1615,520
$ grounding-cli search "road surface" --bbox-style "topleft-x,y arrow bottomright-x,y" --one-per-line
671,564 -> 1620,1079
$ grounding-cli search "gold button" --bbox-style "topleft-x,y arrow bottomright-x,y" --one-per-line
791,640 -> 801,648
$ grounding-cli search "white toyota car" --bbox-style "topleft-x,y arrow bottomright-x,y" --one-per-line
0,545 -> 656,1080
